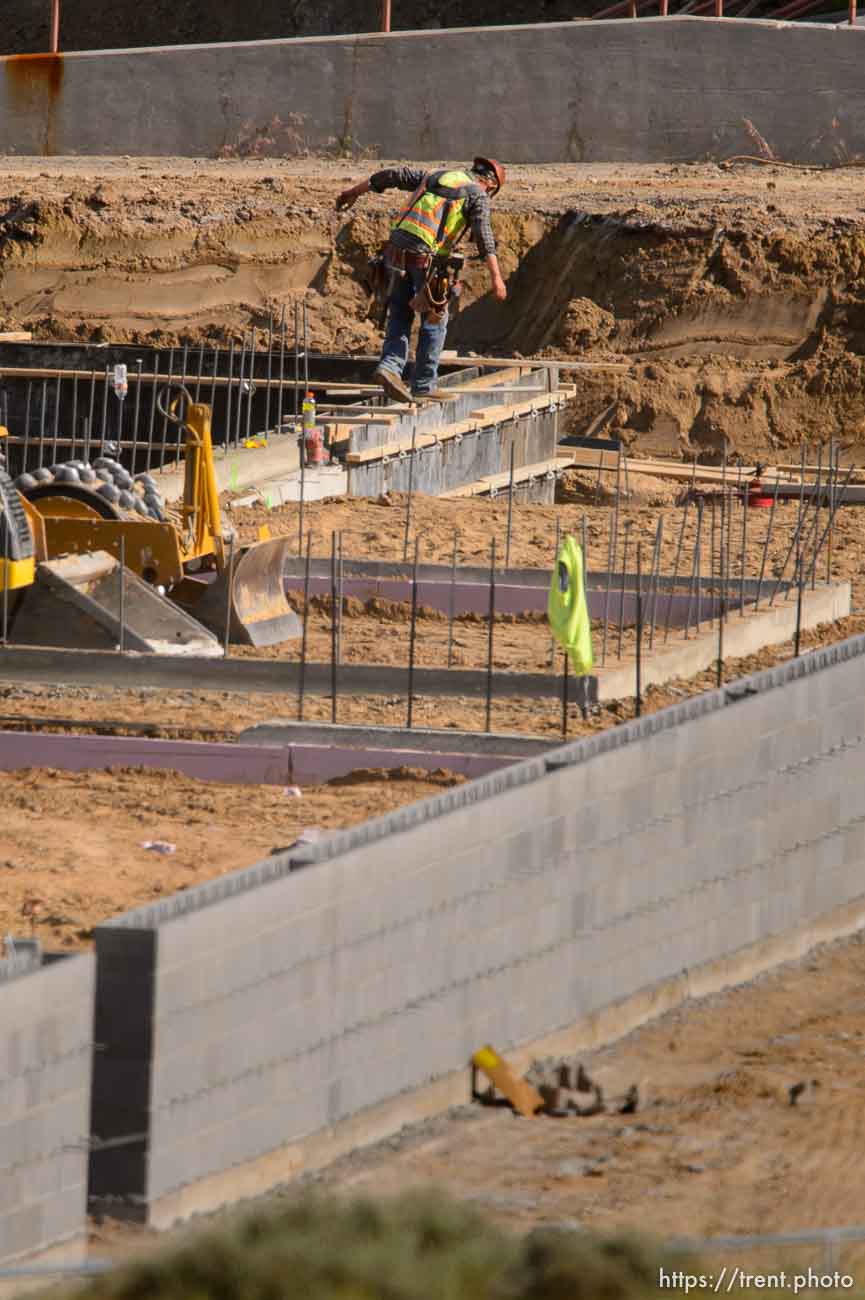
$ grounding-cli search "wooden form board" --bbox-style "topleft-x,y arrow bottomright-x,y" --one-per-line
0,331 -> 32,343
344,389 -> 575,468
440,455 -> 573,498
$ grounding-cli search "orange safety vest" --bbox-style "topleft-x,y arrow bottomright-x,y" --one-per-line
392,169 -> 473,256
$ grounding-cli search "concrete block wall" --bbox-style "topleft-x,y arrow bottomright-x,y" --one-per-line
91,631 -> 865,1223
0,952 -> 95,1264
1,20 -> 865,162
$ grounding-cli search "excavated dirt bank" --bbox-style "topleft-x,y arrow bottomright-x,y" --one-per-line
4,159 -> 865,463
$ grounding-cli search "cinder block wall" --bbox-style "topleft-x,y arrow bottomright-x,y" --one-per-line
91,633 -> 865,1224
0,952 -> 95,1264
1,19 -> 864,162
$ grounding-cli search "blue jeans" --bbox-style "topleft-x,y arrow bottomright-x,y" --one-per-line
378,265 -> 448,395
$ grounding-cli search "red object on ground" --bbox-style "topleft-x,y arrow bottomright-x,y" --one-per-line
305,428 -> 328,465
747,477 -> 774,508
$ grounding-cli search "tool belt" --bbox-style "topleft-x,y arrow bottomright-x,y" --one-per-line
364,241 -> 465,326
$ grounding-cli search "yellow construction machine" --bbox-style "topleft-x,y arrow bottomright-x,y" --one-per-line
0,386 -> 299,648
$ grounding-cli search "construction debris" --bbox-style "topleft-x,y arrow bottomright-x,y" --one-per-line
473,1047 -> 640,1119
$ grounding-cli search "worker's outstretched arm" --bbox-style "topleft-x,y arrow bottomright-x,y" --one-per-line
485,254 -> 507,302
336,179 -> 370,211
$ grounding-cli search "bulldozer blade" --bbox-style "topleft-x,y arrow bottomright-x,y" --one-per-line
189,537 -> 302,648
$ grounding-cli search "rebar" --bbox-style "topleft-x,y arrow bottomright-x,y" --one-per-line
485,539 -> 496,733
22,381 -> 32,471
664,499 -> 690,643
717,511 -> 725,688
602,454 -> 622,666
505,444 -> 515,567
265,312 -> 274,433
195,344 -> 205,404
234,335 -> 247,447
617,519 -> 633,660
146,354 -> 159,472
447,529 -> 459,669
549,518 -> 561,668
684,499 -> 704,639
826,439 -> 837,583
754,477 -> 780,611
130,360 -> 142,472
648,515 -> 663,648
407,535 -> 420,729
222,536 -> 236,658
245,327 -> 257,444
297,530 -> 312,721
330,530 -> 339,725
303,298 -> 310,394
118,535 -> 126,654
51,374 -> 61,463
277,304 -> 287,432
38,380 -> 47,469
402,423 -> 418,562
635,542 -> 643,719
1,516 -> 8,645
561,649 -> 569,740
70,373 -> 79,463
812,442 -> 823,591
738,467 -> 748,616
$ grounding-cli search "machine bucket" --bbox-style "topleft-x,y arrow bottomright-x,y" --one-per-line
191,537 -> 302,648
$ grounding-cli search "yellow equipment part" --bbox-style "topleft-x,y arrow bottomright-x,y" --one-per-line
0,556 -> 35,590
16,397 -> 299,647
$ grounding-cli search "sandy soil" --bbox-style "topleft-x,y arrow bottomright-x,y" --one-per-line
4,158 -> 865,463
0,764 -> 464,951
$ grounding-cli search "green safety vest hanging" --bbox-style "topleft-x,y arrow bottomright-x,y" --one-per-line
547,534 -> 594,677
392,170 -> 472,256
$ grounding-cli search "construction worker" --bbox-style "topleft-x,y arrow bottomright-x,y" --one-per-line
336,158 -> 508,403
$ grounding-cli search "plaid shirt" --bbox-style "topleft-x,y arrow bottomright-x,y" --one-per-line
369,166 -> 497,259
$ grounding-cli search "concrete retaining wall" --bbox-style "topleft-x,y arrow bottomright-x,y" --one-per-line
90,628 -> 865,1225
0,952 -> 94,1265
1,19 -> 863,162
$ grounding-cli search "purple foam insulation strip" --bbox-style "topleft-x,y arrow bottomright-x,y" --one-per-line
0,732 -> 520,786
284,576 -> 744,626
0,732 -> 290,786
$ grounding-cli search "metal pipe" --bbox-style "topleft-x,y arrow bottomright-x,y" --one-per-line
381,0 -> 392,32
850,0 -> 856,25
49,0 -> 60,52
407,536 -> 420,728
485,539 -> 496,733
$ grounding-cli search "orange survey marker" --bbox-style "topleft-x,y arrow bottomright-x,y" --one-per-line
471,1044 -> 543,1118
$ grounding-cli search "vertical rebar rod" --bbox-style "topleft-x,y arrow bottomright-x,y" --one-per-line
648,515 -> 663,648
794,546 -> 805,658
22,381 -> 32,472
277,304 -> 287,433
695,496 -> 705,631
195,344 -> 205,403
38,380 -> 47,469
297,531 -> 312,722
224,339 -> 235,456
51,375 -> 61,463
222,536 -> 236,658
118,535 -> 126,654
303,299 -> 310,393
792,442 -> 807,596
635,543 -> 643,719
616,519 -> 632,660
738,466 -> 748,616
718,490 -> 725,630
684,499 -> 704,639
99,365 -> 109,448
485,539 -> 496,733
234,335 -> 247,448
330,530 -> 339,725
561,649 -> 569,741
161,348 -> 174,458
601,451 -> 621,666
402,424 -> 418,562
1,516 -> 8,646
812,442 -> 823,590
663,499 -> 692,642
146,354 -> 158,472
180,343 -> 189,394
407,535 -> 420,729
336,531 -> 344,664
709,493 -> 717,607
265,311 -> 274,433
131,359 -> 142,475
827,440 -> 837,583
754,477 -> 780,611
505,444 -> 515,568
209,345 -> 218,421
447,528 -> 459,669
245,327 -> 257,444
581,513 -> 588,578
70,374 -> 79,464
717,513 -> 725,688
87,368 -> 97,466
799,447 -> 825,593
293,301 -> 300,432
549,518 -> 561,668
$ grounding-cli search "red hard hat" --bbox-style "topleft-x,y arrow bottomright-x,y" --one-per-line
472,156 -> 506,195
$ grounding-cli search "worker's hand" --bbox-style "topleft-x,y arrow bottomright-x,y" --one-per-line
336,187 -> 360,212
491,275 -> 507,302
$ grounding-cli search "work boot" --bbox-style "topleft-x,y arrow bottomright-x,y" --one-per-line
374,367 -> 413,404
413,389 -> 454,404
